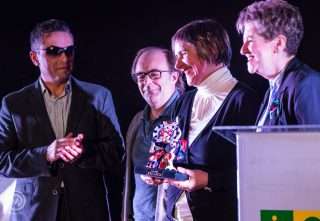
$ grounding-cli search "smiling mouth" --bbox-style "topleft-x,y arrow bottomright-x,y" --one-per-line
183,68 -> 193,74
143,89 -> 158,95
246,55 -> 255,61
57,66 -> 70,70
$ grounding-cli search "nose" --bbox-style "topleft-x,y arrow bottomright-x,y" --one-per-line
59,52 -> 70,62
139,76 -> 154,93
144,75 -> 154,84
175,57 -> 184,71
240,41 -> 249,56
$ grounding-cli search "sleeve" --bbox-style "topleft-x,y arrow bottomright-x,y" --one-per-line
207,87 -> 261,191
0,97 -> 52,178
99,89 -> 125,172
122,111 -> 143,221
99,90 -> 125,221
104,89 -> 124,143
234,86 -> 261,125
294,74 -> 320,124
77,89 -> 125,174
207,167 -> 236,191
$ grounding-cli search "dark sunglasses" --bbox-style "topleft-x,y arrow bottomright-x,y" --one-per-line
38,45 -> 75,57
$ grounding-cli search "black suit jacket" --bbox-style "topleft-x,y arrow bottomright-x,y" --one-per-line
257,58 -> 320,125
0,77 -> 124,221
166,82 -> 261,221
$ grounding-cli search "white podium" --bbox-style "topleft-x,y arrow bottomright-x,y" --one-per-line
213,125 -> 320,221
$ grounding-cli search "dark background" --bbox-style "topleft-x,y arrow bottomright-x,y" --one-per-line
1,0 -> 319,135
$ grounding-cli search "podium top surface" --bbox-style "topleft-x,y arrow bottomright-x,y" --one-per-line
212,124 -> 320,132
211,125 -> 320,144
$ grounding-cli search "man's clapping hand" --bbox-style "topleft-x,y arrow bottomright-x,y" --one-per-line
46,133 -> 84,163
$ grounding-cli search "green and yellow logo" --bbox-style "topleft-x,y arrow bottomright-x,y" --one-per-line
261,210 -> 320,221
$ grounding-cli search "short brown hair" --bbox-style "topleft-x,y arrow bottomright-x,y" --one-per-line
171,19 -> 232,66
236,0 -> 303,55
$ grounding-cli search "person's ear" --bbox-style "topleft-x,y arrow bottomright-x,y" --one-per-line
274,34 -> 287,54
171,71 -> 179,84
29,51 -> 40,66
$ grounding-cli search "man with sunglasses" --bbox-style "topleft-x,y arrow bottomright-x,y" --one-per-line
0,19 -> 124,221
123,47 -> 185,221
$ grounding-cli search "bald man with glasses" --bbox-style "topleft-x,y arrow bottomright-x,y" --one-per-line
123,46 -> 185,221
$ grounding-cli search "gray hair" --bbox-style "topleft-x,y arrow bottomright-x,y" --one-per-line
236,0 -> 304,55
30,19 -> 73,51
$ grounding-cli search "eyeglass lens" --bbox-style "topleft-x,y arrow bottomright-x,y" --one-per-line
45,46 -> 75,56
135,70 -> 162,82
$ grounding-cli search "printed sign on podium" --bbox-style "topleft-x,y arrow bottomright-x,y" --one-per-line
212,125 -> 320,221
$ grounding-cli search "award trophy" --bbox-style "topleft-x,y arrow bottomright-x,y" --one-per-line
135,117 -> 189,181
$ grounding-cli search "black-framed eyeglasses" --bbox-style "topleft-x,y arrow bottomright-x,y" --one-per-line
132,69 -> 172,83
37,45 -> 75,57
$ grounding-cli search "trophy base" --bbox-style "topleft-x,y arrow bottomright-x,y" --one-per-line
135,167 -> 189,181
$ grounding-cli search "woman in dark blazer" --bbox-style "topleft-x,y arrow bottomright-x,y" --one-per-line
163,19 -> 261,221
236,0 -> 320,126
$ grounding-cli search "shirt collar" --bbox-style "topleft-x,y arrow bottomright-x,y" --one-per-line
269,72 -> 283,91
269,56 -> 295,91
197,66 -> 237,96
39,78 -> 72,97
143,89 -> 180,121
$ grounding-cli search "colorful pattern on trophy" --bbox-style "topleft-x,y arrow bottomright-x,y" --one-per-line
146,117 -> 187,173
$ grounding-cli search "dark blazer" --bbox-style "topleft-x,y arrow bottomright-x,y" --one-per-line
257,57 -> 320,125
165,82 -> 261,221
122,111 -> 143,221
0,77 -> 124,221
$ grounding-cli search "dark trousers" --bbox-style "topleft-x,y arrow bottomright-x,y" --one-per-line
57,188 -> 71,221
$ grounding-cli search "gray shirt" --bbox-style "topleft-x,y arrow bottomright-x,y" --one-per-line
39,79 -> 72,138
